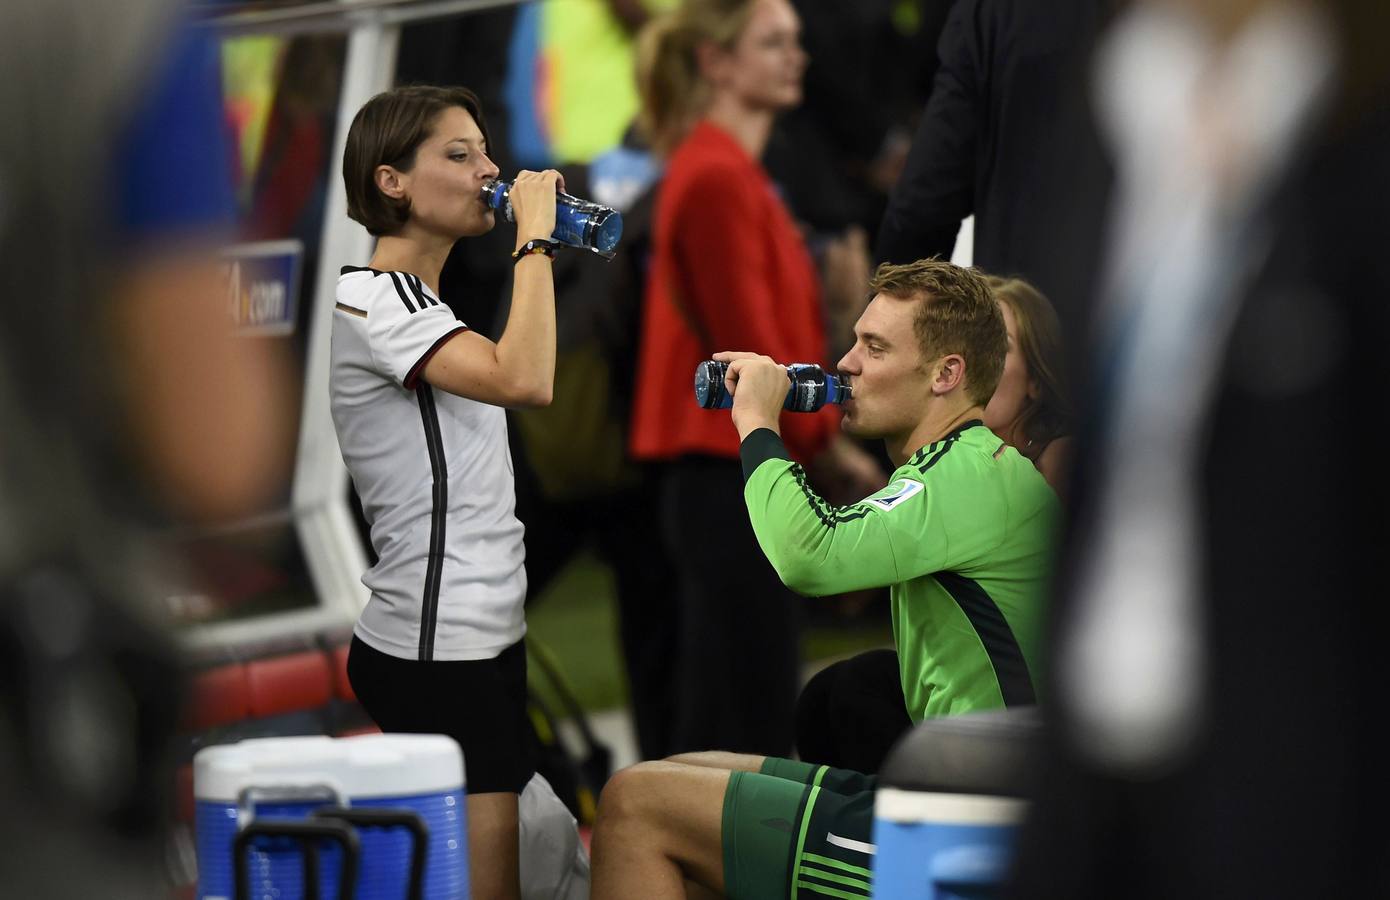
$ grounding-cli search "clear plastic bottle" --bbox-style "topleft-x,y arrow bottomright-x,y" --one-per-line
481,179 -> 624,258
694,360 -> 852,412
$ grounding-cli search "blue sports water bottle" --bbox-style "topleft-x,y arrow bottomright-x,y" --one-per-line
481,179 -> 623,258
694,360 -> 852,412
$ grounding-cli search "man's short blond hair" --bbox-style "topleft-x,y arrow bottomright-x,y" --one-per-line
868,258 -> 1007,405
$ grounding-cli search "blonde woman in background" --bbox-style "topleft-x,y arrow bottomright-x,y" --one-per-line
627,0 -> 885,758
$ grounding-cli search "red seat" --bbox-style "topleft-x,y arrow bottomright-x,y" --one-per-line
182,663 -> 251,732
245,650 -> 333,719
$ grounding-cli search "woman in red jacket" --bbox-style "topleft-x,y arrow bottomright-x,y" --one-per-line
631,0 -> 883,756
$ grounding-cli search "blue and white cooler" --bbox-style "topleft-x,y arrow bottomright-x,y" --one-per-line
194,733 -> 469,899
871,707 -> 1039,900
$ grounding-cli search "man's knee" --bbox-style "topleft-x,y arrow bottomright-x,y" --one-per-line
596,761 -> 685,828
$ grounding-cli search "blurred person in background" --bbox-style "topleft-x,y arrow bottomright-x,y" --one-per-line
764,1 -> 958,370
983,275 -> 1073,497
1,1 -> 293,895
1009,0 -> 1390,897
765,0 -> 953,242
333,85 -> 562,900
630,0 -> 886,758
875,0 -> 1117,333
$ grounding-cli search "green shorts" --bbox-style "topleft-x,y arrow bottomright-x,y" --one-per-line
721,757 -> 878,900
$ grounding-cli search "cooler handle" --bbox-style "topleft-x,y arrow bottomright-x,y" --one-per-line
312,806 -> 430,900
234,817 -> 360,900
236,782 -> 345,828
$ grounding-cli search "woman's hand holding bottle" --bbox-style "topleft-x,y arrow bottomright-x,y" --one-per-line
505,169 -> 564,251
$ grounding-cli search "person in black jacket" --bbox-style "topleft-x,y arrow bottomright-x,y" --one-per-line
875,0 -> 1115,333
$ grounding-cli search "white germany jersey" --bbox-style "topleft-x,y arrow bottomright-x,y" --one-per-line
330,267 -> 526,661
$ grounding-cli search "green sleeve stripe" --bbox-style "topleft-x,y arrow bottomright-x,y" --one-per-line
795,879 -> 871,899
789,784 -> 822,900
741,428 -> 791,481
801,852 -> 873,879
798,866 -> 872,892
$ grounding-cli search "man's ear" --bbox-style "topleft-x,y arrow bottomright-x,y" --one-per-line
932,353 -> 966,396
374,164 -> 407,201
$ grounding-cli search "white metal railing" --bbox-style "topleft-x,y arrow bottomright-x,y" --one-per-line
194,0 -> 527,36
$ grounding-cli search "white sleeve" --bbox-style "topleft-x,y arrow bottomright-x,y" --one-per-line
364,271 -> 469,389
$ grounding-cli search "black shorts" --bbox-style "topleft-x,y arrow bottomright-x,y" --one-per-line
346,635 -> 536,794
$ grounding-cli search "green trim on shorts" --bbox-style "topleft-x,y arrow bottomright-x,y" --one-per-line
795,879 -> 870,899
799,865 -> 872,892
802,852 -> 872,879
789,784 -> 822,899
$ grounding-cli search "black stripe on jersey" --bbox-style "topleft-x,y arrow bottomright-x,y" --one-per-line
792,465 -> 837,529
791,466 -> 875,528
934,571 -> 1036,706
388,271 -> 418,314
416,384 -> 447,661
407,273 -> 437,307
918,440 -> 955,474
340,265 -> 384,276
912,420 -> 986,473
909,440 -> 939,469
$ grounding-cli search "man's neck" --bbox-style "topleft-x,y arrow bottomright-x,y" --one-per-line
368,228 -> 455,295
886,402 -> 986,467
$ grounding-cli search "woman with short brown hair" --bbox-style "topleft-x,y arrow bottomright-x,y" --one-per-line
332,83 -> 562,900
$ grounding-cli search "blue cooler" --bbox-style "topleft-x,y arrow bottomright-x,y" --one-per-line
871,708 -> 1038,900
194,734 -> 469,899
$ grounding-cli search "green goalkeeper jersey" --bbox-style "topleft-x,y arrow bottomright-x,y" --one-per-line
741,421 -> 1058,721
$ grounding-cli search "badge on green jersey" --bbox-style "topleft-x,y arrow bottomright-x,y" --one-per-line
864,478 -> 924,511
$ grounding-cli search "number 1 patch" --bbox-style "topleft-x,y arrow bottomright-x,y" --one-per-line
864,479 -> 924,511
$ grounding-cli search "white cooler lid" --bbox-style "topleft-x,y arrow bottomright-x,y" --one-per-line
194,733 -> 465,802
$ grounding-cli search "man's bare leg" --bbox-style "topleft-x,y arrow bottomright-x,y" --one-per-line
665,751 -> 766,773
591,761 -> 731,900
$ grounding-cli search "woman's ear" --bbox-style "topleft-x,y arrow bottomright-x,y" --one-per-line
695,40 -> 730,87
374,164 -> 407,201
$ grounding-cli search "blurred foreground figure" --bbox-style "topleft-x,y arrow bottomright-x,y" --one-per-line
1011,0 -> 1390,897
0,2 -> 292,895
